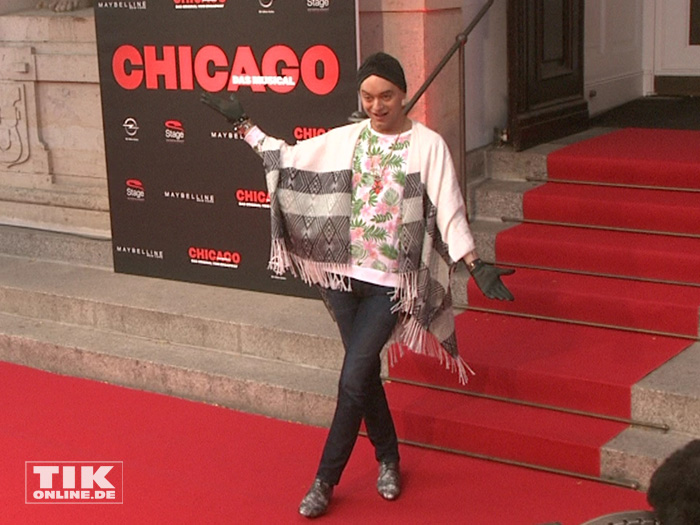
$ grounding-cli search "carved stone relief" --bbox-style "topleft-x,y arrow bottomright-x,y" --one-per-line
0,46 -> 51,186
0,82 -> 29,168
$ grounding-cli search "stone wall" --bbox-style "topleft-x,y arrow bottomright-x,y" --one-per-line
0,8 -> 108,235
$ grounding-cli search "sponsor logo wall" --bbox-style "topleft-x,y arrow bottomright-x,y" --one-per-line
95,1 -> 357,297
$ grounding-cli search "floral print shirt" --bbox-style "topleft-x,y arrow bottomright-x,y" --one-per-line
350,124 -> 412,278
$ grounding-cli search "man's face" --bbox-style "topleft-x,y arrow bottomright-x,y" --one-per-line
359,75 -> 406,134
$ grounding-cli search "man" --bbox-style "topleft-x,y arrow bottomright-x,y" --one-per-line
202,52 -> 514,518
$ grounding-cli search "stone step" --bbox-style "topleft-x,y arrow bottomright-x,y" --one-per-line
1,226 -> 697,489
602,426 -> 696,490
472,178 -> 542,222
0,254 -> 345,372
632,342 -> 700,435
0,223 -> 112,268
485,127 -> 615,181
0,183 -> 109,209
0,200 -> 111,237
0,311 -> 337,428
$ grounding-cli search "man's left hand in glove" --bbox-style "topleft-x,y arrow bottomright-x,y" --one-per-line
467,257 -> 515,301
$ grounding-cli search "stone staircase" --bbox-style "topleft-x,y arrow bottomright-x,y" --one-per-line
467,129 -> 700,489
1,129 -> 698,491
0,225 -> 342,428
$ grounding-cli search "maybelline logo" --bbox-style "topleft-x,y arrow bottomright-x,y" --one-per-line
163,190 -> 214,204
122,117 -> 139,141
173,0 -> 226,10
97,1 -> 146,9
211,130 -> 237,140
116,246 -> 164,259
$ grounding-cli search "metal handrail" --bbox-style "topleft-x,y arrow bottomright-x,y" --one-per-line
403,0 -> 496,210
403,0 -> 495,115
353,1 -> 495,199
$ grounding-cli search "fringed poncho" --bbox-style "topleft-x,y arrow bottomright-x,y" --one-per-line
246,120 -> 476,383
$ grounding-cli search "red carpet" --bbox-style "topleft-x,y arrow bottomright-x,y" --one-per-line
1,362 -> 650,525
389,127 -> 700,479
391,313 -> 690,417
546,128 -> 700,188
466,268 -> 700,336
522,184 -> 700,235
495,224 -> 700,285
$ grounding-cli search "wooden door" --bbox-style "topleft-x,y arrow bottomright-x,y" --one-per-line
655,0 -> 700,95
507,0 -> 589,150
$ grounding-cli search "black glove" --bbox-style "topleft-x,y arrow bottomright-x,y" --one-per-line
200,92 -> 248,124
469,259 -> 515,301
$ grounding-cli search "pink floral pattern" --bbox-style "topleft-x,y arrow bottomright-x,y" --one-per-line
350,125 -> 411,273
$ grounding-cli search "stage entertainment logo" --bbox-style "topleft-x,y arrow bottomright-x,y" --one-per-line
164,120 -> 185,143
189,246 -> 241,268
97,1 -> 146,9
307,0 -> 330,12
26,462 -> 123,504
173,0 -> 226,9
126,179 -> 145,201
164,190 -> 215,204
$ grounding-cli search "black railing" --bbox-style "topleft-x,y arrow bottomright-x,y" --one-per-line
403,0 -> 495,204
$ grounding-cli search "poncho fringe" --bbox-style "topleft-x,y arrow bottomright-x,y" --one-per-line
269,238 -> 474,385
257,120 -> 477,385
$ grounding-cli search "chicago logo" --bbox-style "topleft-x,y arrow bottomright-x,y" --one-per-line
294,127 -> 327,140
164,120 -> 185,143
125,178 -> 145,201
236,188 -> 270,209
189,246 -> 241,268
26,462 -> 123,504
112,44 -> 339,95
173,0 -> 226,9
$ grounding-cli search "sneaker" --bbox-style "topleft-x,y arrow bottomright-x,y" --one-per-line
298,478 -> 333,518
377,461 -> 401,500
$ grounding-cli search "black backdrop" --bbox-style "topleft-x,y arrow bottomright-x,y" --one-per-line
95,1 -> 358,298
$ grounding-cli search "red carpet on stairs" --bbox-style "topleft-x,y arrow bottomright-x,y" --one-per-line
1,362 -> 650,525
389,127 -> 700,481
546,127 -> 700,188
391,313 -> 690,418
521,184 -> 700,235
495,224 -> 700,286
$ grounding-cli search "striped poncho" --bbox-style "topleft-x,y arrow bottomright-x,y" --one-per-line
247,119 -> 476,383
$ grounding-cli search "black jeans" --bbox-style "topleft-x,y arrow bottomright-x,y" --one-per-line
316,279 -> 400,485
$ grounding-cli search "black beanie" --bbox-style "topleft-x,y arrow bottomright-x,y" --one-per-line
356,52 -> 407,93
